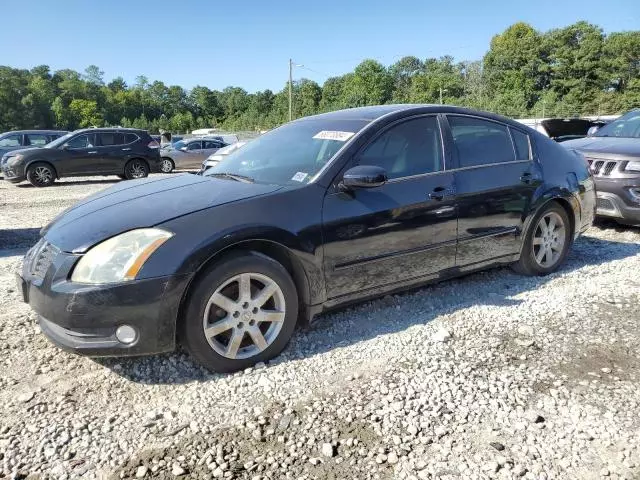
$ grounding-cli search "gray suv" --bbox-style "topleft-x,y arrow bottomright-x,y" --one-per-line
0,130 -> 68,158
563,109 -> 640,226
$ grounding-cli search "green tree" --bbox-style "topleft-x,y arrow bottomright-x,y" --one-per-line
342,60 -> 392,107
69,99 -> 103,128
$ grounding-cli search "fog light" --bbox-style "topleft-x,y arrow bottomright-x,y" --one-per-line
115,325 -> 138,345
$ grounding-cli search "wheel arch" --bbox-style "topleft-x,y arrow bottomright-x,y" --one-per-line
176,238 -> 313,336
25,159 -> 59,179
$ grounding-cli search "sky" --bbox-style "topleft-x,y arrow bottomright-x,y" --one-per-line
1,0 -> 637,93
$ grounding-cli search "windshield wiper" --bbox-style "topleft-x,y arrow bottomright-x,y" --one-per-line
208,172 -> 255,183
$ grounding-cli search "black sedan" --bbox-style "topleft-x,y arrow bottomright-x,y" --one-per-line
17,105 -> 596,372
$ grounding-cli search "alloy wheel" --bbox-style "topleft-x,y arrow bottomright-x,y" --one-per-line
160,159 -> 173,173
202,273 -> 286,360
129,162 -> 146,178
532,211 -> 566,268
34,166 -> 52,184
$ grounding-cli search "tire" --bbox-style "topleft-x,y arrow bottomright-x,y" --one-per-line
513,202 -> 572,276
180,252 -> 298,373
160,157 -> 174,174
124,159 -> 149,180
26,162 -> 55,187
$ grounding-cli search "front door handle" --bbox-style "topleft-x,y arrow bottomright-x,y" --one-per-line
122,148 -> 131,151
428,186 -> 448,201
88,151 -> 97,154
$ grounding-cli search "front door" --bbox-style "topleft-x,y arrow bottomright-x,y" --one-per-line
322,115 -> 457,299
443,115 -> 540,267
184,140 -> 205,169
95,132 -> 127,174
60,133 -> 99,175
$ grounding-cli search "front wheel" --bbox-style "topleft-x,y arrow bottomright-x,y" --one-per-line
514,203 -> 571,276
180,253 -> 298,373
124,159 -> 149,180
26,162 -> 55,187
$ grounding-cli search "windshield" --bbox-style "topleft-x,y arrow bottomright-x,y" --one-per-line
203,119 -> 369,185
45,132 -> 74,148
594,110 -> 640,138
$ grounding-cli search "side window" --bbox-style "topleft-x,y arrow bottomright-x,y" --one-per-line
125,133 -> 139,143
26,134 -> 48,146
66,134 -> 94,149
356,116 -> 443,180
203,140 -> 222,149
448,116 -> 515,167
97,133 -> 125,146
510,128 -> 531,160
187,141 -> 202,151
0,134 -> 22,147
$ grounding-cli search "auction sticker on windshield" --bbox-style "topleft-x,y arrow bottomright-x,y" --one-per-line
313,131 -> 355,141
291,172 -> 308,182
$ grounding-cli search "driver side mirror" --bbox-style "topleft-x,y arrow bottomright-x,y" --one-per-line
180,146 -> 188,151
340,165 -> 388,190
587,126 -> 600,136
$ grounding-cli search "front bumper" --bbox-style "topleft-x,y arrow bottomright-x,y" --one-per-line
594,177 -> 640,225
18,240 -> 191,356
1,162 -> 25,183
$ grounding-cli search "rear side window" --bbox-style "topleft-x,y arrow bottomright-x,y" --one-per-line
448,115 -> 515,167
203,140 -> 223,149
510,128 -> 531,160
125,133 -> 139,143
98,132 -> 125,146
26,134 -> 48,146
187,141 -> 203,151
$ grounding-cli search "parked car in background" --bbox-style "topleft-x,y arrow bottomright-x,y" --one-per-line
17,105 -> 595,372
160,137 -> 227,172
563,109 -> 640,226
1,128 -> 161,187
515,117 -> 610,143
0,130 -> 68,157
200,141 -> 247,173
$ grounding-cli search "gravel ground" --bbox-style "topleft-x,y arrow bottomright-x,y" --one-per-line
1,176 -> 640,480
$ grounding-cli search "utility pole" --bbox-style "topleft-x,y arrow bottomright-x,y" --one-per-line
439,86 -> 443,105
289,59 -> 293,122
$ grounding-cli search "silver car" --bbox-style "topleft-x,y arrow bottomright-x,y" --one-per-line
160,137 -> 228,172
200,141 -> 247,173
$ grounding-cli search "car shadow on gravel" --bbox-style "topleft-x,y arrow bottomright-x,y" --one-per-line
96,235 -> 640,385
0,228 -> 41,256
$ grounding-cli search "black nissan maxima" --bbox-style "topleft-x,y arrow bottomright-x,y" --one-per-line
18,105 -> 596,372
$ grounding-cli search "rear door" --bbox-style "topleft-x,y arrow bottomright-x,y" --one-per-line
443,115 -> 540,268
95,132 -> 126,173
202,140 -> 224,161
60,133 -> 98,175
322,115 -> 457,299
183,140 -> 205,168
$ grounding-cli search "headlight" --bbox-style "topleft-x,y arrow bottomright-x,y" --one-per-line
71,228 -> 173,284
625,160 -> 640,172
6,154 -> 22,166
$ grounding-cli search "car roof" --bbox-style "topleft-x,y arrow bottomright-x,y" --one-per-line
296,104 -> 529,130
73,127 -> 148,134
0,129 -> 68,135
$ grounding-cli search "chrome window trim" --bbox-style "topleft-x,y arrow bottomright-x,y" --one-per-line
445,159 -> 533,173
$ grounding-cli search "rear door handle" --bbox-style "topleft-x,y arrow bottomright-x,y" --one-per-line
88,151 -> 97,154
122,148 -> 131,151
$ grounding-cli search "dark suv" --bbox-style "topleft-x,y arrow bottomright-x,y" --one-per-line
1,128 -> 161,187
563,110 -> 640,226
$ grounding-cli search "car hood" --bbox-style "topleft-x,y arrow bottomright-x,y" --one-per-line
42,174 -> 282,253
562,136 -> 640,159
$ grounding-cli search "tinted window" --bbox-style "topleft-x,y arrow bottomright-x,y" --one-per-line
66,134 -> 94,149
98,132 -> 125,146
594,110 -> 640,138
26,134 -> 48,146
511,129 -> 531,160
357,116 -> 443,179
125,133 -> 139,143
448,116 -> 515,167
0,134 -> 22,147
187,141 -> 202,151
203,140 -> 222,149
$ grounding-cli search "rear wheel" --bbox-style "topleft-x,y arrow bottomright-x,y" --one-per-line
180,253 -> 298,373
124,159 -> 149,180
514,203 -> 571,276
26,162 -> 55,187
160,157 -> 174,173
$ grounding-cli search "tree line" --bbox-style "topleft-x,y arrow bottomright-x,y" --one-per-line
0,21 -> 638,134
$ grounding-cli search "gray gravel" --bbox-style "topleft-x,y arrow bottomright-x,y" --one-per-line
1,176 -> 640,479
